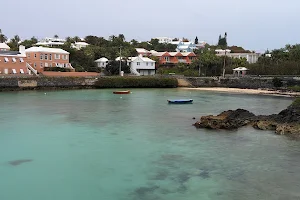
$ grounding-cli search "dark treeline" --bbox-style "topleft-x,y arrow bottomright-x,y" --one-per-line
247,44 -> 300,75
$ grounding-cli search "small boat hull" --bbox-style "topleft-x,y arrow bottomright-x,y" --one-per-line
113,90 -> 131,94
168,99 -> 193,104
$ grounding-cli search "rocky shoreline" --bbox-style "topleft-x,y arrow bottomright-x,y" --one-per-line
194,98 -> 300,138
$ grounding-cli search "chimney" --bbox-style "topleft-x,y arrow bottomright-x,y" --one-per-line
19,45 -> 25,56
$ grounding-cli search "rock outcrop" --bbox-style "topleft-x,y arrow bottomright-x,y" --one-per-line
194,98 -> 300,138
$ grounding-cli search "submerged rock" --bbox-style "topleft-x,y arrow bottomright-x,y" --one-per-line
134,185 -> 159,198
9,159 -> 33,166
194,98 -> 300,138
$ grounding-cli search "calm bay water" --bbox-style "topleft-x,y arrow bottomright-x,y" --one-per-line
0,88 -> 300,200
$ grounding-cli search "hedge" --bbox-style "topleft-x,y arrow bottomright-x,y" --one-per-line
94,77 -> 178,88
44,67 -> 72,72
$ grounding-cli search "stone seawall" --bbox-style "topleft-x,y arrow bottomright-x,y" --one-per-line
0,77 -> 98,91
184,77 -> 300,89
1,76 -> 299,91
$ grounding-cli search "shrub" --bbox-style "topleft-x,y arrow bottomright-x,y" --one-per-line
44,67 -> 72,72
288,85 -> 300,92
291,98 -> 300,107
94,77 -> 178,88
272,77 -> 283,88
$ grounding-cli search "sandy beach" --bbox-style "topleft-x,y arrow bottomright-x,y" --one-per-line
181,87 -> 300,97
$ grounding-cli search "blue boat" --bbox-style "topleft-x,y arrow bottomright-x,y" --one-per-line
167,99 -> 193,104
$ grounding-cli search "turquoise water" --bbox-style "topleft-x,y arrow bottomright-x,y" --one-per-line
0,89 -> 300,200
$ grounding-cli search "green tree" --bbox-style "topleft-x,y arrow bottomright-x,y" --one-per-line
20,37 -> 37,48
0,29 -> 7,43
195,36 -> 198,44
8,35 -> 21,51
218,32 -> 227,47
73,36 -> 81,42
191,51 -> 222,76
104,61 -> 130,75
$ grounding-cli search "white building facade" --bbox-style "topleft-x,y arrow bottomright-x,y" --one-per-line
215,49 -> 261,64
71,42 -> 89,50
129,55 -> 156,76
95,57 -> 109,68
35,37 -> 66,47
153,37 -> 173,44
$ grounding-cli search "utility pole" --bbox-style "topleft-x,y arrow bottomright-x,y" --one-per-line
119,46 -> 122,76
222,49 -> 227,78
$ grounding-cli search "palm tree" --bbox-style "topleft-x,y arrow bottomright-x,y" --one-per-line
118,34 -> 125,42
31,37 -> 38,44
0,29 -> 7,43
11,35 -> 20,44
65,36 -> 74,43
73,36 -> 81,42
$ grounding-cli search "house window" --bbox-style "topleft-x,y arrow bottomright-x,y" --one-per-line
34,54 -> 37,58
40,63 -> 43,68
45,63 -> 48,67
151,63 -> 153,66
146,62 -> 148,66
49,54 -> 52,61
55,54 -> 60,59
40,54 -> 43,60
137,62 -> 140,65
12,58 -> 17,63
34,63 -> 36,68
20,58 -> 24,62
4,57 -> 8,62
44,54 -> 48,60
164,57 -> 170,61
62,55 -> 68,60
27,53 -> 30,58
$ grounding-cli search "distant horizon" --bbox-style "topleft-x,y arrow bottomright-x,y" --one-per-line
2,0 -> 300,52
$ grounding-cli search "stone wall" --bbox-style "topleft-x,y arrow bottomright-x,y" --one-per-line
1,76 -> 299,91
185,77 -> 300,89
0,77 -> 98,91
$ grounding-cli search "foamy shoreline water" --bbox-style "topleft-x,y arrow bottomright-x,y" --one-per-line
181,87 -> 300,97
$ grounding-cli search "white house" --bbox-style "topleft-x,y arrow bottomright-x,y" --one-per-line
0,43 -> 10,51
128,55 -> 156,76
176,41 -> 197,52
71,42 -> 89,50
35,37 -> 66,47
215,49 -> 261,64
95,57 -> 109,68
153,37 -> 173,44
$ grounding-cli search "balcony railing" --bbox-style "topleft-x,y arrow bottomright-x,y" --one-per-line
178,59 -> 187,63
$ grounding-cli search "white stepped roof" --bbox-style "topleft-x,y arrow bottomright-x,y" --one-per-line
136,48 -> 150,54
131,55 -> 155,62
25,46 -> 69,54
75,42 -> 89,45
95,57 -> 108,62
233,67 -> 248,71
0,43 -> 10,49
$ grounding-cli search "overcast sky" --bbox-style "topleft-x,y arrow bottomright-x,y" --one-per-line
2,0 -> 299,51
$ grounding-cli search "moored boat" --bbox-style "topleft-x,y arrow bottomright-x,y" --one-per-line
167,99 -> 193,104
113,90 -> 131,94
